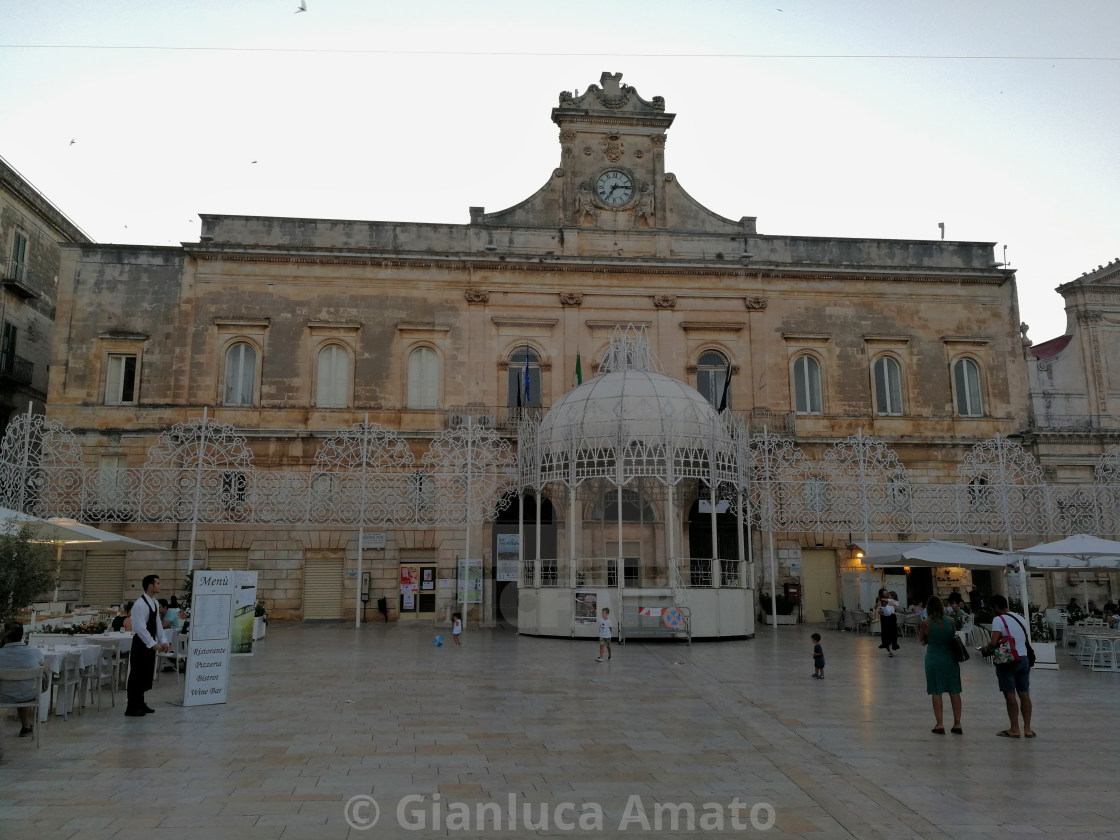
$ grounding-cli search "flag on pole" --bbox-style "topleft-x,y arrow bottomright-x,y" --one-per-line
717,362 -> 733,413
574,352 -> 583,388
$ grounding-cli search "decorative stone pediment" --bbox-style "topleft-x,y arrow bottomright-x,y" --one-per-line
557,72 -> 666,116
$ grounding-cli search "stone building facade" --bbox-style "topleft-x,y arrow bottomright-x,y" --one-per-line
1022,258 -> 1120,606
1,156 -> 92,434
44,73 -> 1031,623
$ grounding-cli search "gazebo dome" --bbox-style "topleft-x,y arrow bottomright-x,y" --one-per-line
537,369 -> 721,450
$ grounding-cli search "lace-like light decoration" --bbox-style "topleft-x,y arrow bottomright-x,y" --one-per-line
597,324 -> 661,374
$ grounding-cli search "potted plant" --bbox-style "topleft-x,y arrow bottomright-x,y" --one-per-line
0,527 -> 56,626
759,593 -> 797,625
1028,607 -> 1058,670
253,599 -> 268,640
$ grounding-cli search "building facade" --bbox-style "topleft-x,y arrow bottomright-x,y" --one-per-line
40,73 -> 1034,623
1,156 -> 92,435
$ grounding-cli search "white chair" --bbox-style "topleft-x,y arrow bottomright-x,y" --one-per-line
81,644 -> 118,711
155,634 -> 188,684
92,639 -> 124,703
52,652 -> 83,720
823,609 -> 844,630
0,667 -> 48,748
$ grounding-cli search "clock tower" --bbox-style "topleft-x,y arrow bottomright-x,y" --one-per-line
474,72 -> 753,238
553,72 -> 674,229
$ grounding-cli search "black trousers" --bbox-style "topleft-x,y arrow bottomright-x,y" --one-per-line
879,613 -> 899,650
126,639 -> 156,709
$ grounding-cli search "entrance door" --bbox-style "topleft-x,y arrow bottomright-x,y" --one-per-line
800,549 -> 839,623
399,563 -> 437,618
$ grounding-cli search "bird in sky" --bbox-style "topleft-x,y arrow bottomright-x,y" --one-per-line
296,0 -> 307,12
69,138 -> 76,145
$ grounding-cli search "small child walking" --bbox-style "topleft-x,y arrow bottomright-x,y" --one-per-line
596,607 -> 612,662
451,612 -> 463,646
811,632 -> 825,679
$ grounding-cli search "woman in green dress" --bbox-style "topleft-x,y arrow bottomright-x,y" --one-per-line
920,595 -> 962,735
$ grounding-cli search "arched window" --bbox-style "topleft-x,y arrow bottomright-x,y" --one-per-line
696,350 -> 729,410
792,354 -> 822,415
872,356 -> 903,416
953,358 -> 983,417
507,347 -> 542,408
316,344 -> 350,408
407,346 -> 439,409
224,342 -> 256,406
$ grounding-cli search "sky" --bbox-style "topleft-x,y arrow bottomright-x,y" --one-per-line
2,0 -> 1117,344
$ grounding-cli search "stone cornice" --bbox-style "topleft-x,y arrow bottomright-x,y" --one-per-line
185,249 -> 1009,285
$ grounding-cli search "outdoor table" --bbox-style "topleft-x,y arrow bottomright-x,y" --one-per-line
33,644 -> 102,718
87,632 -> 133,653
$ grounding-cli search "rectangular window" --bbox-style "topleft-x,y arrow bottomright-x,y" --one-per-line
105,353 -> 138,405
8,230 -> 28,282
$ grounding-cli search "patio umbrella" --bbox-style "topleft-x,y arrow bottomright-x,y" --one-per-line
1018,534 -> 1120,610
1,507 -> 166,601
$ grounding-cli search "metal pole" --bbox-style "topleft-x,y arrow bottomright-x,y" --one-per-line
356,414 -> 370,629
186,406 -> 208,574
17,402 -> 32,513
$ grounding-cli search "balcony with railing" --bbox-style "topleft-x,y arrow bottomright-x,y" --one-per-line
2,259 -> 42,299
1028,412 -> 1120,433
0,353 -> 33,385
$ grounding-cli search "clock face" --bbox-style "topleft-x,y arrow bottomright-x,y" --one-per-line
595,169 -> 634,207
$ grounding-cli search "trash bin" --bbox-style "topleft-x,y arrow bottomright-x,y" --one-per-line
377,597 -> 389,622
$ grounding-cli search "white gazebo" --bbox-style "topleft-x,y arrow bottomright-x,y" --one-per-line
515,327 -> 754,640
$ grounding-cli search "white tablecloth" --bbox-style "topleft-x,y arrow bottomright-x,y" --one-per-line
34,644 -> 103,718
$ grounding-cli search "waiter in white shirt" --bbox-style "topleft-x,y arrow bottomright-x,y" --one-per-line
125,574 -> 170,717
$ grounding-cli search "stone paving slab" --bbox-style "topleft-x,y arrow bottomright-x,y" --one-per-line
1,620 -> 1117,838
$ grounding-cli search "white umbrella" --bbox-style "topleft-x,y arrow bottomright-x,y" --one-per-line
1,507 -> 166,602
1018,534 -> 1120,610
901,540 -> 1014,570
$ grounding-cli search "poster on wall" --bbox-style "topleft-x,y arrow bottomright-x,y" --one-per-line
574,590 -> 598,623
421,567 -> 434,591
231,570 -> 258,656
497,534 -> 520,582
457,558 -> 483,604
182,570 -> 235,707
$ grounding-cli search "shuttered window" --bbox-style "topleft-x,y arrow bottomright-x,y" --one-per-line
303,554 -> 343,619
406,346 -> 438,409
316,344 -> 350,408
208,550 -> 249,571
82,553 -> 126,606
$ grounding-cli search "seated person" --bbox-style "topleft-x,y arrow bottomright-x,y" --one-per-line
110,602 -> 134,632
157,599 -> 175,629
0,622 -> 49,738
1066,597 -> 1081,613
1087,600 -> 1100,616
163,601 -> 183,630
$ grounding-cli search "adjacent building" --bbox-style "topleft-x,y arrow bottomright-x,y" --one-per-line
0,156 -> 92,435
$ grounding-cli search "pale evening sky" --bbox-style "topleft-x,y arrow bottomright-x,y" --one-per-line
2,0 -> 1117,345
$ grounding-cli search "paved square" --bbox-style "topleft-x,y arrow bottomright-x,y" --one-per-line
1,621 -> 1116,839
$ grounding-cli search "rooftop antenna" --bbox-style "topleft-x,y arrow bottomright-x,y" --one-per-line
938,222 -> 945,241
1003,244 -> 1008,268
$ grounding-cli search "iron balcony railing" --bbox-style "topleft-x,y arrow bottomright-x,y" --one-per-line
0,353 -> 32,384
